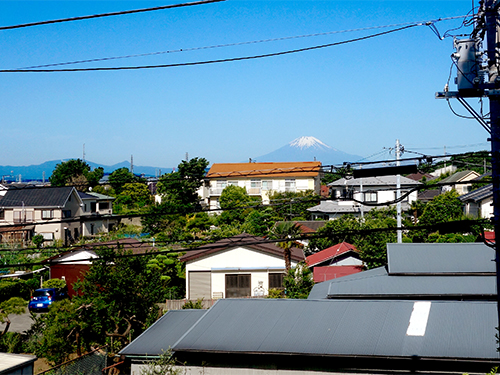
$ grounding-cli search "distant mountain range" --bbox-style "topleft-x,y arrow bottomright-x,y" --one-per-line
253,136 -> 362,165
1,137 -> 361,181
0,160 -> 172,182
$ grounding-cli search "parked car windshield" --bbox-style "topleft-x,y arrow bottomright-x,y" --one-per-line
33,290 -> 54,297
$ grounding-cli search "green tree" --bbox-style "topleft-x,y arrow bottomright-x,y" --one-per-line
146,252 -> 185,299
283,262 -> 314,299
268,221 -> 302,271
242,207 -> 276,236
33,245 -> 171,360
42,278 -> 66,289
108,167 -> 145,195
32,234 -> 44,249
308,214 -> 362,252
268,190 -> 320,220
114,182 -> 153,213
0,297 -> 26,337
49,159 -> 103,191
157,158 -> 209,208
217,185 -> 254,225
358,208 -> 398,269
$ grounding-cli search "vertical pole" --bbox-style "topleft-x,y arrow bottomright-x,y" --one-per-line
396,139 -> 402,243
485,0 -> 500,330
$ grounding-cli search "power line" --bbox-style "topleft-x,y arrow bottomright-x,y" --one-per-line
0,25 -> 420,73
17,16 -> 470,70
0,217 -> 490,268
0,0 -> 225,31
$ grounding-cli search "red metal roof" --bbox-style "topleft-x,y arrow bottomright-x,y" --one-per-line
306,242 -> 358,267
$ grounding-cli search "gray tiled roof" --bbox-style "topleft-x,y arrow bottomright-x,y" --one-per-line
459,184 -> 493,203
0,186 -> 76,208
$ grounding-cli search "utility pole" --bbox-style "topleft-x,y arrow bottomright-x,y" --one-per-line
436,0 -> 500,334
396,139 -> 402,243
484,0 -> 500,328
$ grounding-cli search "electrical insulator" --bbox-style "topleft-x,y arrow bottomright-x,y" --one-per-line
453,38 -> 481,95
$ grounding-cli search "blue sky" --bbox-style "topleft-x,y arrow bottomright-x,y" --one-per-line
0,0 -> 489,169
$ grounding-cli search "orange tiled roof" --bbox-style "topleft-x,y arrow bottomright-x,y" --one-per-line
206,162 -> 321,179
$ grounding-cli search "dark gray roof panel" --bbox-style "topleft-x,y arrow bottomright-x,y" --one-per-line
0,186 -> 75,208
308,267 -> 387,299
326,273 -> 495,297
459,184 -> 493,202
387,243 -> 495,274
173,299 -> 499,360
119,310 -> 206,356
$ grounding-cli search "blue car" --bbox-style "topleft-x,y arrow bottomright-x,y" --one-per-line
28,288 -> 68,312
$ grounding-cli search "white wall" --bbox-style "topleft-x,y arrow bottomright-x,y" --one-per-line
185,246 -> 299,299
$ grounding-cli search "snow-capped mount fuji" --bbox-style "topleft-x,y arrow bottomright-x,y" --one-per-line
253,136 -> 362,165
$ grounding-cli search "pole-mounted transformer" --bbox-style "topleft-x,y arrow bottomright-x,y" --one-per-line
453,38 -> 483,96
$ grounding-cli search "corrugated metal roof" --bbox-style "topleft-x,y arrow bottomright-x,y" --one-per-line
325,271 -> 495,298
0,186 -> 76,208
387,243 -> 495,274
172,298 -> 499,360
0,353 -> 36,373
308,267 -> 387,299
119,310 -> 206,356
206,162 -> 321,179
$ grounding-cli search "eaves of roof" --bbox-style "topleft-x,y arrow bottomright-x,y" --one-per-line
180,234 -> 304,263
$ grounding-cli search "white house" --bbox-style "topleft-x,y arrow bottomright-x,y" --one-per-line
459,183 -> 493,218
439,170 -> 480,195
308,175 -> 420,220
180,234 -> 305,300
203,161 -> 321,210
0,186 -> 117,244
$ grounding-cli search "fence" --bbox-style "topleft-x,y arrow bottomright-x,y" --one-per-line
36,347 -> 107,375
165,299 -> 219,310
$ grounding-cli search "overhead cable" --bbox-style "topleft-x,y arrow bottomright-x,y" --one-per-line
0,25 -> 422,72
0,0 -> 225,31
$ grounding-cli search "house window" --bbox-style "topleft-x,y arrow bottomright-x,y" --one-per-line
262,180 -> 273,190
90,202 -> 97,213
269,273 -> 284,290
251,179 -> 261,188
62,210 -> 71,218
99,202 -> 110,210
285,179 -> 296,191
225,274 -> 251,298
13,211 -> 21,223
228,181 -> 238,186
216,180 -> 227,189
363,192 -> 377,203
40,233 -> 54,240
393,191 -> 409,202
42,210 -> 53,219
0,210 -> 4,220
